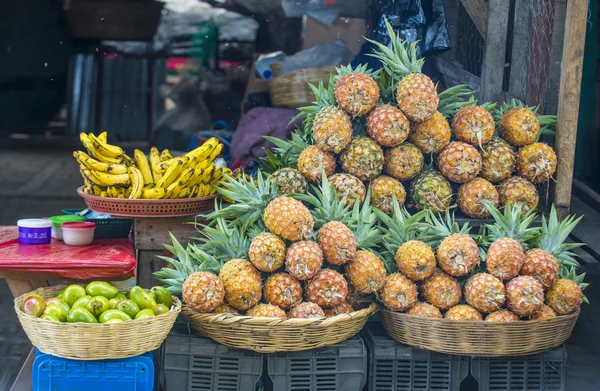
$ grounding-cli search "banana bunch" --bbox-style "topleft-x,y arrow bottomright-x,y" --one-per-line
74,132 -> 228,200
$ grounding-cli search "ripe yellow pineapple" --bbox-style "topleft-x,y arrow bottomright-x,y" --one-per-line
345,250 -> 387,294
546,278 -> 583,315
248,232 -> 286,272
517,142 -> 557,184
438,142 -> 482,183
271,168 -> 308,195
410,111 -> 451,154
498,176 -> 539,214
329,173 -> 366,207
395,240 -> 436,281
288,302 -> 325,319
263,196 -> 314,241
481,138 -> 516,183
437,233 -> 479,277
453,106 -> 495,146
445,305 -> 483,320
334,67 -> 380,116
384,143 -> 424,181
531,304 -> 556,320
246,303 -> 287,318
213,303 -> 239,314
520,248 -> 559,290
263,273 -> 303,309
317,221 -> 357,266
464,273 -> 506,313
421,269 -> 462,310
370,175 -> 406,214
499,107 -> 540,146
486,238 -> 525,280
312,106 -> 353,153
219,259 -> 262,310
506,276 -> 544,316
410,170 -> 453,212
324,302 -> 354,316
285,240 -> 323,280
485,310 -> 519,322
366,104 -> 410,147
340,137 -> 385,181
407,302 -> 443,318
381,273 -> 418,312
305,269 -> 348,308
457,178 -> 499,218
182,271 -> 225,313
297,145 -> 336,183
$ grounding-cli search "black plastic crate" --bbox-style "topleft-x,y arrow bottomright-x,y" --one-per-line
363,325 -> 469,391
471,346 -> 567,391
267,335 -> 367,391
160,323 -> 263,391
62,208 -> 132,239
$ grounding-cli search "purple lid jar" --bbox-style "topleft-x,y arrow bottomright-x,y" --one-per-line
17,219 -> 52,244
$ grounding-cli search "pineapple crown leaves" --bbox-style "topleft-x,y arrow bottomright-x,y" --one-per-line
295,172 -> 351,229
347,188 -> 383,250
481,201 -> 542,248
493,99 -> 557,138
534,205 -> 584,267
437,84 -> 478,119
334,63 -> 378,81
377,68 -> 398,103
291,75 -> 336,126
560,265 -> 590,304
260,126 -> 313,173
366,18 -> 424,77
422,209 -> 473,248
193,217 -> 251,262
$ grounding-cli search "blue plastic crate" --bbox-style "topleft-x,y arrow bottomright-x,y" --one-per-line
32,349 -> 154,391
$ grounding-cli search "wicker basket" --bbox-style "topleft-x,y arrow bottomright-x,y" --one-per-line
269,65 -> 336,108
77,187 -> 215,218
14,285 -> 181,360
381,309 -> 579,357
181,303 -> 378,353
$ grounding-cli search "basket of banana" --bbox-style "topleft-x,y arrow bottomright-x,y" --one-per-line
74,132 -> 229,217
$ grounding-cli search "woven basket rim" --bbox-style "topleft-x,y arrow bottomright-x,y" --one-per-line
382,308 -> 580,324
77,186 -> 216,204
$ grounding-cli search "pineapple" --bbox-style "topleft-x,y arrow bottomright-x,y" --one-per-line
546,266 -> 587,315
346,284 -> 375,310
396,240 -> 436,281
334,64 -> 380,116
384,142 -> 424,181
481,138 -> 516,183
219,259 -> 263,310
506,276 -> 544,316
317,221 -> 356,266
312,105 -> 353,153
531,304 -> 556,320
248,232 -> 286,272
297,145 -> 336,183
324,302 -> 355,316
520,248 -> 559,290
340,137 -> 385,181
438,142 -> 482,183
498,176 -> 539,214
499,107 -> 540,146
437,233 -> 479,277
445,305 -> 483,320
410,111 -> 451,154
305,269 -> 348,308
263,196 -> 314,241
263,273 -> 303,309
517,143 -> 557,184
366,104 -> 410,147
285,240 -> 323,280
452,106 -> 495,146
345,250 -> 387,294
371,175 -> 406,214
329,173 -> 366,207
247,303 -> 287,318
486,238 -> 525,280
288,302 -> 325,319
485,310 -> 520,322
271,168 -> 308,195
464,273 -> 506,313
213,303 -> 239,314
381,273 -> 418,311
410,170 -> 453,212
457,178 -> 499,218
182,272 -> 225,313
407,302 -> 443,318
422,269 -> 462,310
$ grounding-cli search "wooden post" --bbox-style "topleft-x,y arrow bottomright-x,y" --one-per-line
480,0 -> 510,103
553,0 -> 588,219
507,0 -> 532,101
544,0 -> 568,115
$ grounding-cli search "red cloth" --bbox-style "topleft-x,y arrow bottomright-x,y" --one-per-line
0,226 -> 136,280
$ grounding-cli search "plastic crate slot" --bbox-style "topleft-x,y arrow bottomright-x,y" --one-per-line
315,358 -> 337,371
218,357 -> 241,371
290,359 -> 312,372
192,356 -> 216,370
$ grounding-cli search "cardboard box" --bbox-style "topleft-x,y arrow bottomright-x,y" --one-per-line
303,16 -> 368,54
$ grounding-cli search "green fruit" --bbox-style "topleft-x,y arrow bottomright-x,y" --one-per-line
116,293 -> 127,301
45,298 -> 70,312
25,293 -> 44,301
129,286 -> 158,314
22,296 -> 45,317
147,290 -> 157,301
99,310 -> 132,323
117,300 -> 140,318
108,298 -> 120,309
41,314 -> 60,322
56,289 -> 66,299
151,286 -> 173,308
85,282 -> 118,299
104,318 -> 124,324
67,307 -> 98,323
155,304 -> 169,315
135,309 -> 155,319
63,285 -> 87,307
44,304 -> 68,322
72,295 -> 92,309
85,296 -> 110,317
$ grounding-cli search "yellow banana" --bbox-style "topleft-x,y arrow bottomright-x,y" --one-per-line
91,185 -> 103,197
80,133 -> 122,164
80,168 -> 104,187
125,187 -> 133,198
87,169 -> 131,187
160,149 -> 173,161
142,187 -> 167,199
74,150 -> 128,174
175,168 -> 196,187
98,131 -> 108,143
100,190 -> 108,197
127,166 -> 144,199
178,187 -> 192,199
207,142 -> 223,162
156,159 -> 183,188
166,181 -> 183,199
88,133 -> 123,158
157,155 -> 189,173
149,147 -> 163,183
187,137 -> 220,161
133,149 -> 154,185
122,153 -> 135,167
116,187 -> 127,198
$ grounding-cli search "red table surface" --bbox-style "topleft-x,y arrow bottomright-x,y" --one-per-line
0,226 -> 135,280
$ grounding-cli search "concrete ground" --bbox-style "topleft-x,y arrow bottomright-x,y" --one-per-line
0,146 -> 599,390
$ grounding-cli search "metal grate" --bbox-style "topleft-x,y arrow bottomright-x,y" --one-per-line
456,1 -> 485,77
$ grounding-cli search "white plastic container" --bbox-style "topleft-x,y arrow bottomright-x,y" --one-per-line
17,219 -> 52,244
255,51 -> 286,80
61,222 -> 96,246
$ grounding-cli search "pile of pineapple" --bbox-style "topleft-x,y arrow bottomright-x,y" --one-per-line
262,20 -> 557,220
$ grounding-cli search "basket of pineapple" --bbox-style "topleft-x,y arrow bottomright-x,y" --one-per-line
73,132 -> 228,217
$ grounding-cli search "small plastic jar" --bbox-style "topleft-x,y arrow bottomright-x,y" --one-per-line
61,222 -> 96,246
17,219 -> 53,244
48,215 -> 85,240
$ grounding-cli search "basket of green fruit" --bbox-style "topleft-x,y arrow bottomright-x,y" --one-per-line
14,282 -> 181,360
